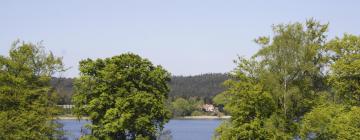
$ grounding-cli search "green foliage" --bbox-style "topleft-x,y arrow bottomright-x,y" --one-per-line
171,98 -> 192,116
72,53 -> 171,140
326,34 -> 360,106
0,41 -> 64,139
191,110 -> 204,116
169,73 -> 228,98
255,19 -> 328,122
214,58 -> 275,139
216,19 -> 360,139
216,118 -> 273,140
52,73 -> 228,105
212,92 -> 228,106
301,104 -> 360,139
298,34 -> 360,139
170,97 -> 205,117
215,19 -> 332,139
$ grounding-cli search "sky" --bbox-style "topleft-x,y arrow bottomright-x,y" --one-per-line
1,0 -> 360,77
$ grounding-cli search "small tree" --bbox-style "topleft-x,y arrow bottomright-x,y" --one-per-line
171,98 -> 192,117
73,53 -> 171,140
0,41 -> 65,139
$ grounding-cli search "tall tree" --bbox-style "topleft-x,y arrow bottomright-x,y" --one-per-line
0,41 -> 65,139
72,53 -> 171,140
215,58 -> 275,139
215,19 -> 329,139
253,19 -> 328,138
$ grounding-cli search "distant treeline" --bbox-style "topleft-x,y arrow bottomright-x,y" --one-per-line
53,73 -> 229,104
169,73 -> 228,99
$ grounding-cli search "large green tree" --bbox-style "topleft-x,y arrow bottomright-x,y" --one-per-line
72,53 -> 171,140
0,41 -> 64,139
215,19 -> 330,139
253,19 -> 329,138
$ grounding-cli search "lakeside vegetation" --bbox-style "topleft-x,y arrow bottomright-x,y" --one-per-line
213,19 -> 360,139
53,73 -> 229,118
1,19 -> 360,139
57,97 -> 225,119
52,73 -> 228,105
0,42 -> 66,139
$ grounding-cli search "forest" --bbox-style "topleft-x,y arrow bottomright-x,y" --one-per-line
53,73 -> 228,105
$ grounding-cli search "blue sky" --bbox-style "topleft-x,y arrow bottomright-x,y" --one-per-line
1,0 -> 360,77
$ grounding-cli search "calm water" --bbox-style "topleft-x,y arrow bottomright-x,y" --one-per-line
59,119 -> 222,140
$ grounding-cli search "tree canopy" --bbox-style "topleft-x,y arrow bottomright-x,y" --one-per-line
214,19 -> 360,139
72,53 -> 171,140
326,34 -> 360,106
0,41 -> 65,139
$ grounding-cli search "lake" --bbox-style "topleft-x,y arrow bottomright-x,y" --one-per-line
59,119 -> 222,140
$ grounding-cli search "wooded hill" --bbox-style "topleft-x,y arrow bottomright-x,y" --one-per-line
53,73 -> 229,104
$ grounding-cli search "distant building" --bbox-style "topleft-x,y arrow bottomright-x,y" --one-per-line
202,104 -> 215,112
57,104 -> 74,109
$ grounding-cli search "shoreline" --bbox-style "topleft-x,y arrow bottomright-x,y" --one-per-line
57,115 -> 231,120
57,116 -> 90,120
179,115 -> 231,120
